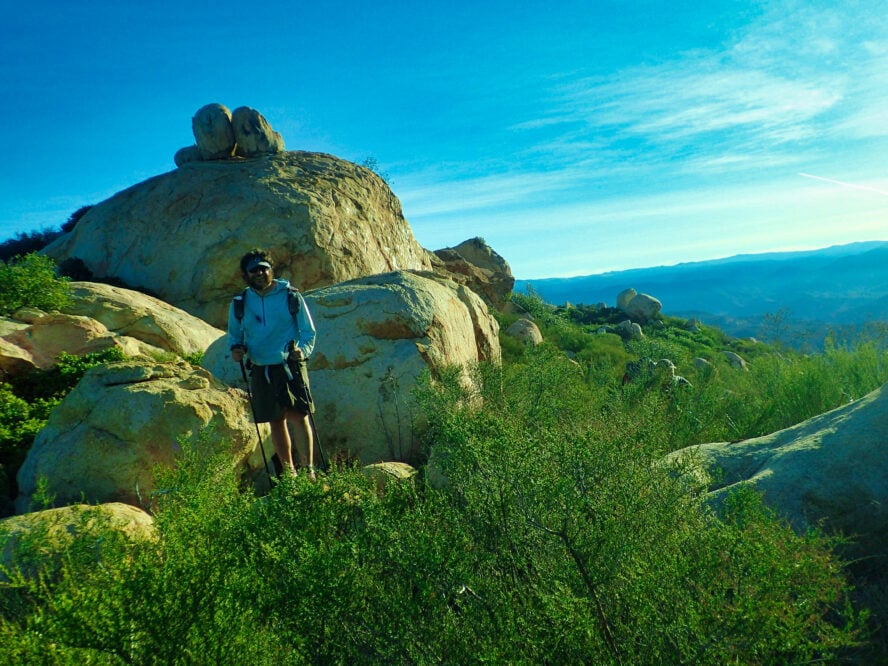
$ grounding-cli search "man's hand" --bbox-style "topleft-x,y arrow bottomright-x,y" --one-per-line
288,346 -> 304,362
231,345 -> 246,363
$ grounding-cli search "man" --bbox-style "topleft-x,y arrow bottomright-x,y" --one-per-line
228,249 -> 318,478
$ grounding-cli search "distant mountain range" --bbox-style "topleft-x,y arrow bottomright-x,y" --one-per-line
515,241 -> 888,347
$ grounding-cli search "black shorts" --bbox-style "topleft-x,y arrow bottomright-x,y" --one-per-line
249,362 -> 314,422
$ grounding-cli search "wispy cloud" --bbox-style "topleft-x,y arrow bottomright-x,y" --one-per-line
400,2 -> 888,276
514,3 -> 888,174
396,168 -> 584,217
798,172 -> 888,196
560,67 -> 839,142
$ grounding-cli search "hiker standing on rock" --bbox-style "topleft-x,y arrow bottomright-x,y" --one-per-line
228,249 -> 318,478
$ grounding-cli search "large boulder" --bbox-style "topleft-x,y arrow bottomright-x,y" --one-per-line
504,318 -> 543,346
15,360 -> 267,513
232,106 -> 285,157
432,237 -> 515,308
204,270 -> 500,464
192,103 -> 235,160
616,319 -> 644,340
0,309 -> 158,379
62,281 -> 224,356
0,283 -> 225,380
723,350 -> 749,371
616,288 -> 636,310
43,151 -> 433,328
623,292 -> 662,323
669,382 -> 888,558
362,462 -> 418,493
174,145 -> 201,167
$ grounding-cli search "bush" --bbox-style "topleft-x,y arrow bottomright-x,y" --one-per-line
1,348 -> 126,501
0,366 -> 868,663
61,205 -> 92,233
513,291 -> 888,451
0,302 -> 882,662
414,351 -> 864,662
0,385 -> 47,499
10,349 -> 126,404
0,253 -> 71,316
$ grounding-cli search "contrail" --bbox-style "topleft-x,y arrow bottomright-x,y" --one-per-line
799,172 -> 888,196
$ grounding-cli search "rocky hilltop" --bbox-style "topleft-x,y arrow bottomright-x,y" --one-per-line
42,103 -> 514,329
44,150 -> 436,328
1,103 -> 515,513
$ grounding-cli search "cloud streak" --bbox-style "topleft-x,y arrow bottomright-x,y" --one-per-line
510,3 -> 888,180
798,173 -> 888,196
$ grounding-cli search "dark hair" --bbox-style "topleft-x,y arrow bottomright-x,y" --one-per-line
239,248 -> 274,274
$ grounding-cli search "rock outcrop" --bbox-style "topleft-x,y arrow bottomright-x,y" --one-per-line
362,462 -> 418,493
616,288 -> 636,310
622,292 -> 662,323
43,151 -> 433,328
0,282 -> 224,380
669,382 -> 888,558
191,103 -> 236,160
182,103 -> 284,163
432,237 -> 515,309
15,360 -> 267,513
622,357 -> 690,389
205,270 -> 500,465
616,319 -> 644,340
1,310 -> 156,378
62,281 -> 224,357
723,350 -> 748,371
232,106 -> 285,157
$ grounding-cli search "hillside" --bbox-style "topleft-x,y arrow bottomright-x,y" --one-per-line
516,241 -> 888,346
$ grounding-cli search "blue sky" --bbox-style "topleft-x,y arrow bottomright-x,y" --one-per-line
3,0 -> 887,279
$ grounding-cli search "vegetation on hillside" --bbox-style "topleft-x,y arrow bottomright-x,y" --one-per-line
0,206 -> 91,264
1,258 -> 887,661
505,290 -> 888,447
0,357 -> 875,663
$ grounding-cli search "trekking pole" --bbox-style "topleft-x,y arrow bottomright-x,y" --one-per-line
239,358 -> 273,482
288,351 -> 329,473
307,408 -> 329,472
299,362 -> 329,472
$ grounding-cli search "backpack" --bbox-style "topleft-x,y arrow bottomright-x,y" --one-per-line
232,286 -> 301,324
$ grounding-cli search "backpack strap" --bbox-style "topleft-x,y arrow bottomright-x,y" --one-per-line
232,288 -> 248,322
233,287 -> 300,323
286,287 -> 300,321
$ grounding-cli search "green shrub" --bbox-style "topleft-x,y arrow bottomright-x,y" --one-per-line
0,305 -> 883,662
182,350 -> 204,366
0,385 -> 47,498
512,292 -> 888,450
0,253 -> 71,316
10,348 -> 126,404
0,430 -> 265,664
416,351 -> 864,662
1,348 -> 127,499
0,385 -> 44,452
575,332 -> 634,384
